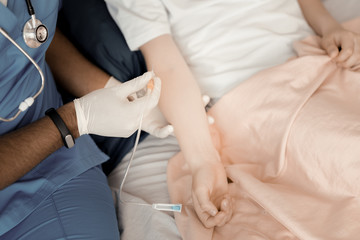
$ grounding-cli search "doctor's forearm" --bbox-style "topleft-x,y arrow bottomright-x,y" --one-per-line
46,28 -> 110,97
0,103 -> 79,190
297,0 -> 341,36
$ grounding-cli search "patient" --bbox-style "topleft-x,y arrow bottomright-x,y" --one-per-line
64,0 -> 360,239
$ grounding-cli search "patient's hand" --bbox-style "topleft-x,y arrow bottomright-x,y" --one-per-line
191,155 -> 232,228
320,27 -> 360,71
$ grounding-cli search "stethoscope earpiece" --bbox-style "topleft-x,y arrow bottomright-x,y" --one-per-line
23,0 -> 48,48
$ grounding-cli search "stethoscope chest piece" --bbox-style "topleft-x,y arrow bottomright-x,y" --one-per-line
23,16 -> 48,48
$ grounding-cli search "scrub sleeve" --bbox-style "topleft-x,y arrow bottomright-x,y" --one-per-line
57,0 -> 148,176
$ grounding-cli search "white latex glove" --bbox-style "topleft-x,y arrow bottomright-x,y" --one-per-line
104,74 -> 173,138
105,76 -> 214,138
140,105 -> 174,138
74,72 -> 160,138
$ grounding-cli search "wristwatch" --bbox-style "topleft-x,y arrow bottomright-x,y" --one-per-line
45,108 -> 75,148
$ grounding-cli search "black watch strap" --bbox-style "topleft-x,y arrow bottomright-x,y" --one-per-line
45,108 -> 75,148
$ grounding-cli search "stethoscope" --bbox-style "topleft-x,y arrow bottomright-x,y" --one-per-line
23,0 -> 48,48
0,0 -> 48,122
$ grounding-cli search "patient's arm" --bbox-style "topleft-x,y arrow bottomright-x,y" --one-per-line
140,34 -> 232,228
298,0 -> 360,71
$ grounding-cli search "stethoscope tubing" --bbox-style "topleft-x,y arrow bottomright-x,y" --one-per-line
25,0 -> 35,16
0,27 -> 45,122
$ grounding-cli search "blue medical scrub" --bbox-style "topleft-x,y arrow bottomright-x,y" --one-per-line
0,1 -> 119,238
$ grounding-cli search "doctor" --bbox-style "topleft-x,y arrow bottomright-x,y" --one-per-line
0,0 -> 170,239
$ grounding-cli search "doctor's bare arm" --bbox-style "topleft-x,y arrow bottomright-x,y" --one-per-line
0,102 -> 79,190
46,28 -> 111,97
298,0 -> 360,70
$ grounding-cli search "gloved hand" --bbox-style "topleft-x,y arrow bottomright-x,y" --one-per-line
74,72 -> 161,138
104,73 -> 174,138
105,75 -> 214,138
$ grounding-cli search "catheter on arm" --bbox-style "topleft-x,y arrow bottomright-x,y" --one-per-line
117,74 -> 182,213
0,28 -> 45,122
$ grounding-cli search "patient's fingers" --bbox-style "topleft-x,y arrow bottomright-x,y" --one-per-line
216,197 -> 233,227
192,191 -> 217,228
222,197 -> 233,222
202,197 -> 233,228
341,37 -> 360,69
204,211 -> 228,228
193,189 -> 233,228
350,63 -> 360,72
193,186 -> 232,228
195,187 -> 218,217
321,38 -> 339,59
341,52 -> 359,69
335,35 -> 354,63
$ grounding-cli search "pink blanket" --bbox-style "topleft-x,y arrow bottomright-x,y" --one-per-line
167,18 -> 360,240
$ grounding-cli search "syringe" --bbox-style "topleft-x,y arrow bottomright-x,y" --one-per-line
128,72 -> 155,100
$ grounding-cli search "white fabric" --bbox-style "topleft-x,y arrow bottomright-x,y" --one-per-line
322,0 -> 360,23
107,135 -> 182,240
105,0 -> 314,99
0,0 -> 7,7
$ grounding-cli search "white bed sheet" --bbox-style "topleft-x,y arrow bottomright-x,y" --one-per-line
107,135 -> 181,240
322,0 -> 360,22
107,1 -> 360,239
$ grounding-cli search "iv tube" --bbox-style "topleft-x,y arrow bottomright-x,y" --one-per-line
117,76 -> 182,213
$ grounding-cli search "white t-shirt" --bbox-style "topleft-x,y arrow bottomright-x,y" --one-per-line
106,0 -> 313,98
0,0 -> 7,7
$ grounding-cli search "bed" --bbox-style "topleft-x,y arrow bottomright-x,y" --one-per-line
107,1 -> 360,239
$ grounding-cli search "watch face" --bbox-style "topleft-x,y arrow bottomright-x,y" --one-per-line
65,135 -> 75,148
